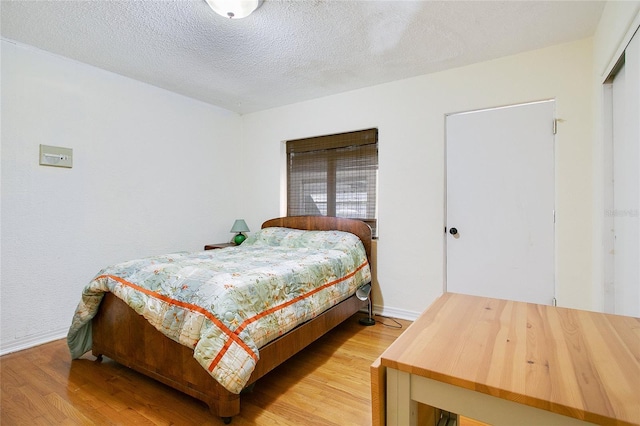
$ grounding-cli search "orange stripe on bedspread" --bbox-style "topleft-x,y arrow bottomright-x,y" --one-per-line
206,259 -> 369,373
97,275 -> 258,365
234,260 -> 369,335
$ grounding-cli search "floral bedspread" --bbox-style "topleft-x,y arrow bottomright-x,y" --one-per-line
67,227 -> 371,394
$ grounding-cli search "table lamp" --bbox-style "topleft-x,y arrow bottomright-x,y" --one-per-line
230,219 -> 250,245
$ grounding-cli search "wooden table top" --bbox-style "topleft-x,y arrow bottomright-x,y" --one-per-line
378,293 -> 640,426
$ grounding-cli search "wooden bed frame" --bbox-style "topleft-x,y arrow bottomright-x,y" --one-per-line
91,216 -> 372,423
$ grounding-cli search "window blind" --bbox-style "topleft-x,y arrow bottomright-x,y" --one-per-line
286,128 -> 378,237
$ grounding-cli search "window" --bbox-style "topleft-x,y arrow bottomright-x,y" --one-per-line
286,128 -> 378,237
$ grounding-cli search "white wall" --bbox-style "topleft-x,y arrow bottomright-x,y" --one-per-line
591,1 -> 640,312
0,40 -> 242,354
241,38 -> 595,319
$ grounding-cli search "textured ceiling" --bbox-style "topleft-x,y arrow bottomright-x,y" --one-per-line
1,0 -> 605,114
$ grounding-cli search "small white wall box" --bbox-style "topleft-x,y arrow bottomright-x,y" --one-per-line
39,144 -> 73,168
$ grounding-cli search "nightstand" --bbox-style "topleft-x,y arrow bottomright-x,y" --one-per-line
204,242 -> 236,250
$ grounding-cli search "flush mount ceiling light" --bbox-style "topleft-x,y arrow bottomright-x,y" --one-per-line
205,0 -> 263,19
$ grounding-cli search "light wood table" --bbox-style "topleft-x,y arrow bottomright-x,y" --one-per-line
372,293 -> 640,426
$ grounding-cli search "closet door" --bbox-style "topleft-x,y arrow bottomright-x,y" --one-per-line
609,31 -> 640,317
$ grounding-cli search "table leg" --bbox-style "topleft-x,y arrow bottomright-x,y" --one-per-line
386,369 -> 418,426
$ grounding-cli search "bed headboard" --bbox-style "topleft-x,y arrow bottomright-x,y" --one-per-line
261,216 -> 372,263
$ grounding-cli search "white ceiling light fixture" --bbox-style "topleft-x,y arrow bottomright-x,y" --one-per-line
205,0 -> 263,19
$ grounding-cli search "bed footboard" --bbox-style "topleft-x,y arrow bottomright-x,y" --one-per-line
92,291 -> 366,421
92,292 -> 240,418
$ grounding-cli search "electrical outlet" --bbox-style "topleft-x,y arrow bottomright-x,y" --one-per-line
40,144 -> 73,168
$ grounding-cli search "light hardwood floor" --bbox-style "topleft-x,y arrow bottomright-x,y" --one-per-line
1,314 -> 412,425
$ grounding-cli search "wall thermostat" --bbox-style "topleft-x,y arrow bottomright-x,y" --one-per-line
39,144 -> 73,168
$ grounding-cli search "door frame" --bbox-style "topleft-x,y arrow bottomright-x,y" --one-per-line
443,100 -> 557,304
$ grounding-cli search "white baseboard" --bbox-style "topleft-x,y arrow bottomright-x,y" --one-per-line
373,304 -> 421,321
4,306 -> 418,357
1,328 -> 68,356
360,304 -> 421,321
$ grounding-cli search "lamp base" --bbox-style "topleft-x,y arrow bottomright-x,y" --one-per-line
233,233 -> 246,245
359,317 -> 375,326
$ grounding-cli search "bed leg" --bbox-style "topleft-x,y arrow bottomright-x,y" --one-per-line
241,383 -> 255,394
209,393 -> 240,424
94,354 -> 103,362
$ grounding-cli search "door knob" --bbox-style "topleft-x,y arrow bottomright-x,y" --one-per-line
449,227 -> 458,235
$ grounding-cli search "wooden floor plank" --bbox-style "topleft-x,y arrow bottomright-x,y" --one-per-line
17,385 -> 67,424
44,392 -> 96,424
1,314 -> 411,425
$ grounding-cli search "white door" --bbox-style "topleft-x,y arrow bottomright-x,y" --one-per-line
609,32 -> 640,317
446,101 -> 556,305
